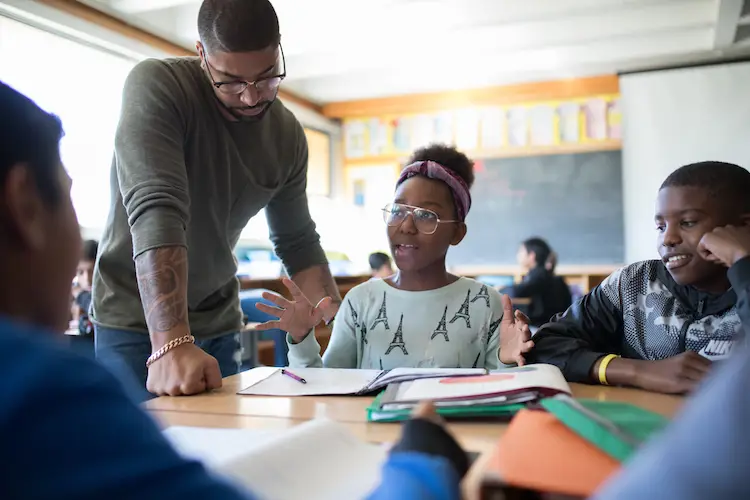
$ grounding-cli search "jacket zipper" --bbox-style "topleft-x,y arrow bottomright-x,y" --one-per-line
679,298 -> 706,352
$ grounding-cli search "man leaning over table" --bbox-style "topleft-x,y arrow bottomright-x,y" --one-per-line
91,0 -> 339,400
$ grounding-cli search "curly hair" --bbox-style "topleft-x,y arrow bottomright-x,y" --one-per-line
406,143 -> 475,188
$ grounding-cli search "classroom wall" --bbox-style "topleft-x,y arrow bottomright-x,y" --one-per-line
326,76 -> 624,269
620,62 -> 750,263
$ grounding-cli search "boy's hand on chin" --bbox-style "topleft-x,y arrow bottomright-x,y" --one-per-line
634,351 -> 712,395
698,225 -> 750,267
499,294 -> 535,365
254,278 -> 333,342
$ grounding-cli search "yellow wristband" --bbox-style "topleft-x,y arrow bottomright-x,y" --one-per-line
598,354 -> 619,385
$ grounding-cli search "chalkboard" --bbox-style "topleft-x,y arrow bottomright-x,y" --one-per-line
447,151 -> 624,266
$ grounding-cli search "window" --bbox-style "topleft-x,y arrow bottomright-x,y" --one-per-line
304,127 -> 332,197
0,16 -> 138,230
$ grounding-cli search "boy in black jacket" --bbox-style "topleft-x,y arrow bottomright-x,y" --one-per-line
501,161 -> 750,394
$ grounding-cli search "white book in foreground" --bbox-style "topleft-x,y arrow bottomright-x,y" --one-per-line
163,419 -> 387,500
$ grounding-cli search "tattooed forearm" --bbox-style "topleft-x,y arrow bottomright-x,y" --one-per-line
135,246 -> 189,345
292,264 -> 342,305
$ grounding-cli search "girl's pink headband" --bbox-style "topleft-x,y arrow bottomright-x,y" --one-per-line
395,160 -> 472,221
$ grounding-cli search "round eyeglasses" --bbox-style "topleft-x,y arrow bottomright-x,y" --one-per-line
381,202 -> 460,235
203,44 -> 286,95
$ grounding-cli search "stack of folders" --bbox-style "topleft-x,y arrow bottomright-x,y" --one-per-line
480,397 -> 668,497
367,364 -> 572,422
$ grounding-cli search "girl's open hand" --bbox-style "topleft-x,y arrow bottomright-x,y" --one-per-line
255,278 -> 334,342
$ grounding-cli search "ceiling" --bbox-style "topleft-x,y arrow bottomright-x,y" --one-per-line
80,0 -> 750,104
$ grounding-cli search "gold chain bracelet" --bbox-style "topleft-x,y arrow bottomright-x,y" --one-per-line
146,334 -> 195,368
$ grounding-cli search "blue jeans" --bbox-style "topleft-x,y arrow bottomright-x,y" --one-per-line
239,289 -> 288,367
95,326 -> 240,402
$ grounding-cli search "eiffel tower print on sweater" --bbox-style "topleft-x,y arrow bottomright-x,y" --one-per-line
286,277 -> 507,371
449,290 -> 472,327
471,285 -> 491,308
370,291 -> 390,330
385,315 -> 409,355
431,306 -> 449,342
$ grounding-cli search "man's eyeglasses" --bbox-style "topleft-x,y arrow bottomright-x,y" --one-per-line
381,202 -> 459,235
203,44 -> 286,95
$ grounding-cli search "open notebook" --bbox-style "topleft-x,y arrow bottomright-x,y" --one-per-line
163,419 -> 387,500
374,364 -> 571,415
238,366 -> 486,396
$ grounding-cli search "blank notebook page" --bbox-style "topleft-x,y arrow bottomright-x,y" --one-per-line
221,419 -> 387,500
164,427 -> 282,468
238,367 -> 381,396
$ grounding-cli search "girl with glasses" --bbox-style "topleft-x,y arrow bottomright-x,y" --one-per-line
256,144 -> 531,369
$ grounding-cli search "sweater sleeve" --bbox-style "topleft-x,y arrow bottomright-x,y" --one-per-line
265,120 -> 328,275
484,287 -> 504,370
3,347 -> 251,500
367,454 -> 460,500
115,59 -> 190,258
526,267 -> 626,382
727,256 -> 750,336
286,294 -> 360,368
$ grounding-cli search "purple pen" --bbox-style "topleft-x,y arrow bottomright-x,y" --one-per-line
281,369 -> 307,384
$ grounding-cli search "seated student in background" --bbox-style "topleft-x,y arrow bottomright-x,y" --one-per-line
369,251 -> 394,279
0,81 -> 469,500
592,224 -> 750,500
70,239 -> 97,335
502,237 -> 572,329
258,144 -> 528,369
502,161 -> 750,394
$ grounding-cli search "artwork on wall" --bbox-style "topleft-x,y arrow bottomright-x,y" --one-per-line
479,107 -> 504,150
558,101 -> 581,143
342,94 -> 621,160
353,179 -> 365,207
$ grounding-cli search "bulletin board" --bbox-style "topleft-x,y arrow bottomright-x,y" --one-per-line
342,94 -> 621,162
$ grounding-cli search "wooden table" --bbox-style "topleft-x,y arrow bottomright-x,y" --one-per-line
146,371 -> 683,457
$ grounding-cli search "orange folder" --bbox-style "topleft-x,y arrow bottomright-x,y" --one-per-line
489,409 -> 621,497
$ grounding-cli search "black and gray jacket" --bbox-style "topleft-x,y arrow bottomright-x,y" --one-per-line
527,257 -> 750,382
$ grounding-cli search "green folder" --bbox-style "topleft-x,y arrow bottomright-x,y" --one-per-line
541,395 -> 668,462
366,391 -> 525,422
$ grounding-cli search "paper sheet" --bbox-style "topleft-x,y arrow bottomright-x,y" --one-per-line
164,426 -> 282,468
164,420 -> 387,500
394,364 -> 570,402
375,367 -> 486,387
238,367 -> 381,396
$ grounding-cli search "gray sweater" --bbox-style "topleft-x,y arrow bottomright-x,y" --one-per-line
288,278 -> 503,370
92,57 -> 326,339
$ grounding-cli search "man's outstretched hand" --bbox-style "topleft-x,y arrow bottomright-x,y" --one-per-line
498,294 -> 534,366
254,278 -> 337,342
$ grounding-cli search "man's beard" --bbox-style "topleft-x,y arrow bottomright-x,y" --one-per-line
214,91 -> 278,122
227,100 -> 274,122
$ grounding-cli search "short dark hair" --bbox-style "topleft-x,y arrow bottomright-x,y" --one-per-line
523,237 -> 552,268
369,252 -> 391,271
0,81 -> 63,206
407,143 -> 475,188
660,161 -> 750,212
82,240 -> 98,261
198,0 -> 281,53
